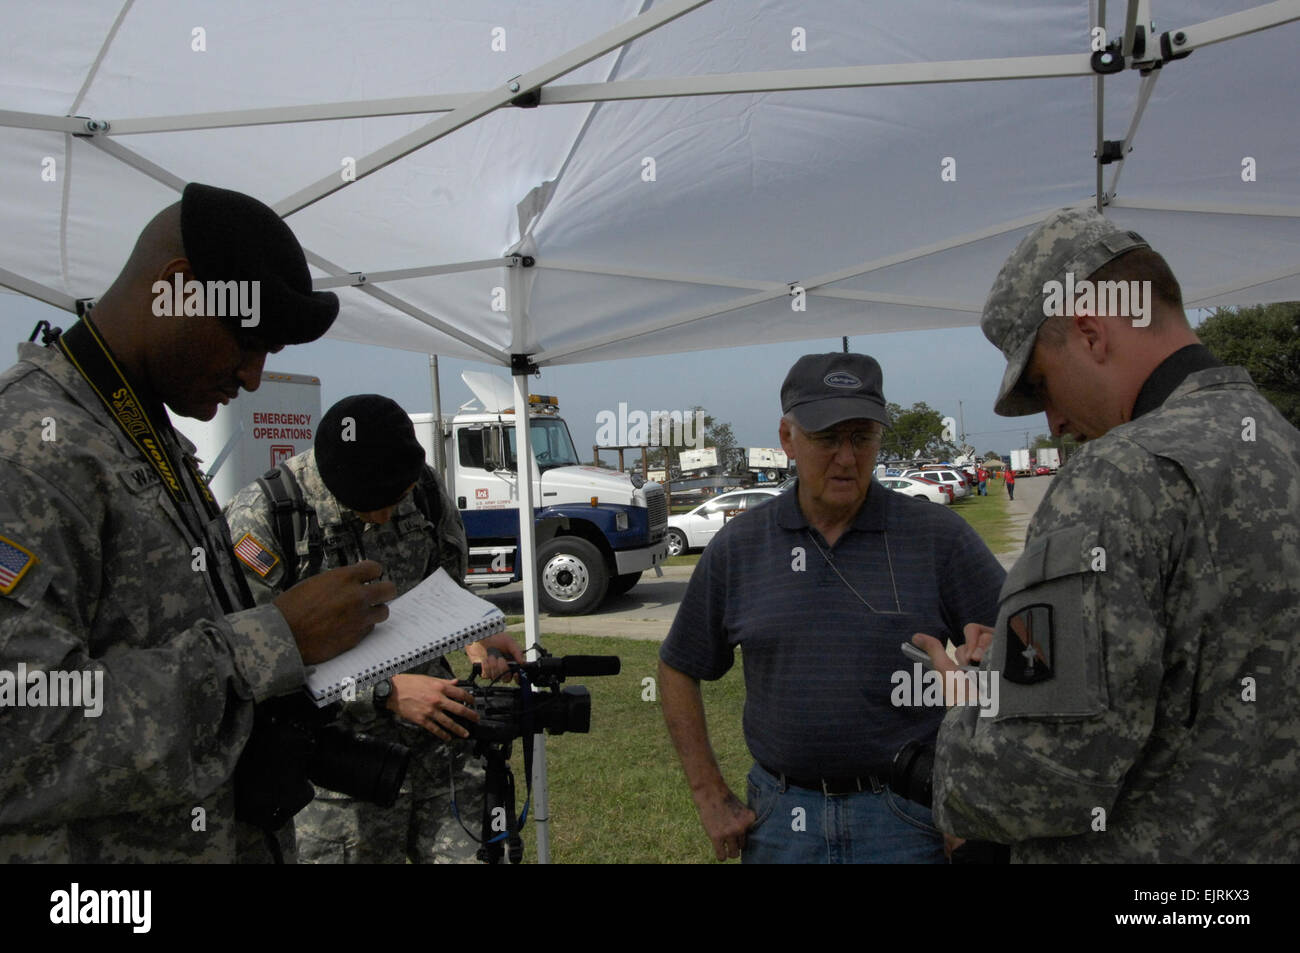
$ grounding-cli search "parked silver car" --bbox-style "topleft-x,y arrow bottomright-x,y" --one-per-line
666,488 -> 782,555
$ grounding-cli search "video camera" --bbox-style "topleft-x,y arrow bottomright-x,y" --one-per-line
456,653 -> 620,742
453,649 -> 620,864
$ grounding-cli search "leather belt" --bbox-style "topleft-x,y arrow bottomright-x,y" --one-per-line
762,764 -> 885,797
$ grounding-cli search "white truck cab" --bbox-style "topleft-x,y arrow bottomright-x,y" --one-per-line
411,372 -> 668,615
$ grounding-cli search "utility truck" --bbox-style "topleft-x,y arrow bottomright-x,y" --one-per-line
411,372 -> 668,615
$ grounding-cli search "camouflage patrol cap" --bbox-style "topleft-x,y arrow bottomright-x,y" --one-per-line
982,207 -> 1148,416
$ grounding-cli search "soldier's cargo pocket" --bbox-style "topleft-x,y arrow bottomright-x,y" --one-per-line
990,524 -> 1108,721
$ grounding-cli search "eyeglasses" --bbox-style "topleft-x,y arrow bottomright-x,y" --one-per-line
800,427 -> 883,453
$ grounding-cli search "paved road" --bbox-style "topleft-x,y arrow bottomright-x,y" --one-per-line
993,473 -> 1052,569
484,564 -> 696,641
487,476 -> 1057,640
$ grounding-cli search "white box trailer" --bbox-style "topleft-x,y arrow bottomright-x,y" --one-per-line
746,446 -> 788,483
176,372 -> 321,506
679,447 -> 718,472
1010,448 -> 1032,476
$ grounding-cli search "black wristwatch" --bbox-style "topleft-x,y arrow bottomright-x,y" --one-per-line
372,678 -> 393,712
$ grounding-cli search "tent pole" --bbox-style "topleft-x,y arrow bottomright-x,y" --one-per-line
1094,0 -> 1106,210
510,357 -> 549,863
0,267 -> 78,312
429,354 -> 445,477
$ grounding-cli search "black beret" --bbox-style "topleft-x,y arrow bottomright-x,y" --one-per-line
315,395 -> 426,512
180,182 -> 338,346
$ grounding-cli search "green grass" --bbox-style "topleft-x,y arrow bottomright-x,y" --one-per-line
664,553 -> 700,566
950,490 -> 1019,554
494,632 -> 748,864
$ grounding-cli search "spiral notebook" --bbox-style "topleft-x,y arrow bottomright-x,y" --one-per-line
303,567 -> 506,706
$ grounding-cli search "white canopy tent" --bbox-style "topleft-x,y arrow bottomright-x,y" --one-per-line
3,0 -> 1298,861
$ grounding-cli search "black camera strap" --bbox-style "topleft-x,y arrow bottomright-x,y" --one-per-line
54,318 -> 254,613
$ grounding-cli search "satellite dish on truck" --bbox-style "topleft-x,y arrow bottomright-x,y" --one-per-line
461,371 -> 516,414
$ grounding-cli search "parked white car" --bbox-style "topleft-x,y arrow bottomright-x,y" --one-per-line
880,476 -> 952,504
901,468 -> 968,499
666,488 -> 782,555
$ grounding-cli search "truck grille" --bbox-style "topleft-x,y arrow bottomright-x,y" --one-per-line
645,484 -> 667,541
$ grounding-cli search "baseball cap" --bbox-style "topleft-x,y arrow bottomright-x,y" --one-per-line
982,207 -> 1148,416
180,182 -> 338,346
780,353 -> 889,431
315,395 -> 426,512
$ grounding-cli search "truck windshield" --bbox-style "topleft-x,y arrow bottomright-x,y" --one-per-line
507,417 -> 581,472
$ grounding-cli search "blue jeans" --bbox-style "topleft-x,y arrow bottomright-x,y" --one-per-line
741,763 -> 947,864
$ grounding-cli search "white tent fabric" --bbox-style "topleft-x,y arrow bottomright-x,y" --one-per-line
3,0 -> 1298,368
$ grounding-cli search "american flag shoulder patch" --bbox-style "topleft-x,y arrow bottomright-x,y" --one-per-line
233,532 -> 280,578
0,534 -> 37,595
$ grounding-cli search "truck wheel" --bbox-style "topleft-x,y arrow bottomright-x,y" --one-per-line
609,571 -> 642,597
537,537 -> 609,615
666,528 -> 688,557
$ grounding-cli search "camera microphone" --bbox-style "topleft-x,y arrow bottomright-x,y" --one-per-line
519,655 -> 621,680
558,655 -> 621,677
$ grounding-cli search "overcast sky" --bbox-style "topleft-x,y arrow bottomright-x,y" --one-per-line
0,290 -> 1210,462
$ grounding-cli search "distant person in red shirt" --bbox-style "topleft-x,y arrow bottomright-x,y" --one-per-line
1005,467 -> 1016,501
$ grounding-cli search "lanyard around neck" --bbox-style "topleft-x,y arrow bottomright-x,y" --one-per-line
54,318 -> 252,612
806,528 -> 903,615
57,319 -> 215,512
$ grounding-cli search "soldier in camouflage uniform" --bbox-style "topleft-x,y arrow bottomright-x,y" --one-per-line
224,394 -> 523,863
914,208 -> 1300,862
0,184 -> 391,862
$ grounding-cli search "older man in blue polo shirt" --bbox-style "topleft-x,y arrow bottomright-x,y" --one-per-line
659,353 -> 1006,863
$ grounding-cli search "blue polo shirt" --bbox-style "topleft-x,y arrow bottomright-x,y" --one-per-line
661,480 -> 1005,777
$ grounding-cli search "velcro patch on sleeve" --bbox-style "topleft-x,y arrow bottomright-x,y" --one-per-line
1003,603 -> 1054,684
0,535 -> 37,595
233,532 -> 280,578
